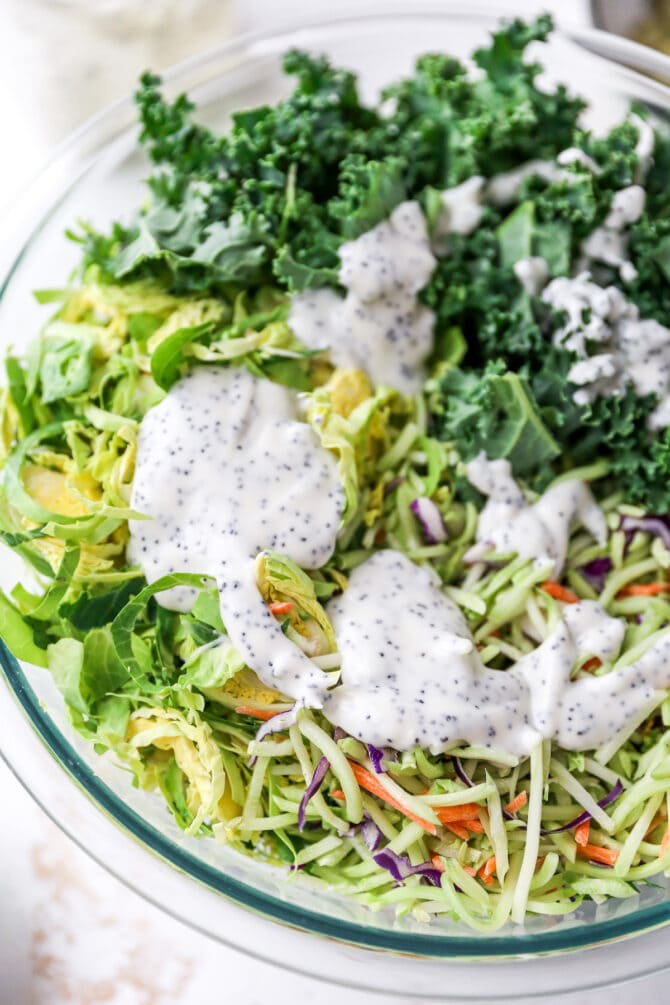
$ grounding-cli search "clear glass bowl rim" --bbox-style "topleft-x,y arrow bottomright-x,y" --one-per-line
4,4 -> 670,972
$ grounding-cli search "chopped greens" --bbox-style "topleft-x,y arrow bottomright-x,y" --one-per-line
3,14 -> 670,934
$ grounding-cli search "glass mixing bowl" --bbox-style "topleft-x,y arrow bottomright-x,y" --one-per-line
4,8 -> 670,999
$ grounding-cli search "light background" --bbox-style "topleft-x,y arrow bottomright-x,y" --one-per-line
1,1 -> 668,1002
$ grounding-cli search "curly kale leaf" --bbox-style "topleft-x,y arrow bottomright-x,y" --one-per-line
82,16 -> 589,296
431,363 -> 560,475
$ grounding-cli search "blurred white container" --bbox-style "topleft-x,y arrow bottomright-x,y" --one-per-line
0,0 -> 235,139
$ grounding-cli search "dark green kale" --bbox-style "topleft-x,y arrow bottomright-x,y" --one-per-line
79,15 -> 585,296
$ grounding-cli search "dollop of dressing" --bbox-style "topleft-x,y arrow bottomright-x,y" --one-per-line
433,177 -> 485,249
288,201 -> 436,394
128,366 -> 344,704
486,160 -> 564,206
322,549 -> 670,757
513,256 -> 549,296
543,272 -> 670,428
581,184 -> 645,283
465,454 -> 606,577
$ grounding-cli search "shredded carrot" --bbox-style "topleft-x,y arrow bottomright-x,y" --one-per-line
330,788 -> 345,801
660,829 -> 670,860
504,790 -> 528,814
444,822 -> 470,840
577,843 -> 619,867
616,582 -> 670,598
489,628 -> 502,639
434,803 -> 481,823
430,854 -> 446,873
582,657 -> 601,673
574,820 -> 590,847
235,705 -> 281,721
480,856 -> 496,880
645,813 -> 664,838
540,581 -> 580,604
267,601 -> 294,615
479,873 -> 494,886
347,760 -> 438,835
535,856 -> 545,872
465,819 -> 485,834
462,864 -> 476,876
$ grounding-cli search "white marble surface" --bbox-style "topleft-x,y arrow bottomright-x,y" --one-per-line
3,1 -> 670,1002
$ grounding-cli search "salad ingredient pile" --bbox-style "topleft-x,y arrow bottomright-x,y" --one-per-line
4,15 -> 670,931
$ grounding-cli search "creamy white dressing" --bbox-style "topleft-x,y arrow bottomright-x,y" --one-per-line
486,160 -> 563,206
321,549 -> 670,757
433,177 -> 485,249
465,454 -> 606,577
543,272 -> 670,427
581,184 -> 645,283
128,366 -> 344,704
288,201 -> 436,394
513,256 -> 549,296
557,147 -> 601,174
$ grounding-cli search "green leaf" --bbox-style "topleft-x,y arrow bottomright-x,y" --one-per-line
82,626 -> 131,703
177,639 -> 244,690
0,589 -> 47,666
150,322 -> 215,390
60,577 -> 145,631
39,336 -> 94,403
497,201 -> 534,268
48,637 -> 86,711
273,247 -> 339,292
433,366 -> 560,476
111,573 -> 212,688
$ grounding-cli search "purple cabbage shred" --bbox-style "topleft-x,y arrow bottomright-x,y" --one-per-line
298,756 -> 329,830
367,743 -> 387,774
621,515 -> 670,552
542,779 -> 624,835
410,497 -> 448,545
373,847 -> 443,887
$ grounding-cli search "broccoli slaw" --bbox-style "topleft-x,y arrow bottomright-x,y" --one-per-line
4,15 -> 670,931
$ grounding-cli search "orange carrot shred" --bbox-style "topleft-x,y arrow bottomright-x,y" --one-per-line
504,791 -> 528,814
616,582 -> 670,598
430,854 -> 446,873
330,789 -> 345,801
347,760 -> 438,835
660,829 -> 670,860
577,843 -> 619,866
268,600 -> 294,615
480,856 -> 497,880
540,581 -> 580,604
435,803 -> 481,823
235,705 -> 281,721
462,864 -> 477,876
465,820 -> 485,834
574,820 -> 590,847
444,822 -> 470,841
582,657 -> 602,673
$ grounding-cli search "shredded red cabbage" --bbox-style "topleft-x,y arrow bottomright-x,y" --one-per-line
454,757 -> 474,788
254,705 -> 298,742
373,847 -> 443,886
360,818 -> 383,851
333,726 -> 347,742
580,556 -> 612,592
298,756 -> 329,830
621,515 -> 670,552
367,743 -> 386,773
542,779 -> 624,835
410,497 -> 447,544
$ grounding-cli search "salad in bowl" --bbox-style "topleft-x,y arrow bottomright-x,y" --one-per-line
3,15 -> 670,932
